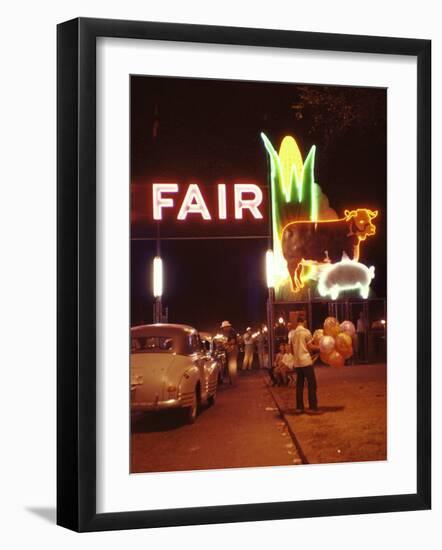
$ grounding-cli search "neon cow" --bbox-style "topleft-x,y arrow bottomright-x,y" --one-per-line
281,208 -> 378,292
318,256 -> 375,300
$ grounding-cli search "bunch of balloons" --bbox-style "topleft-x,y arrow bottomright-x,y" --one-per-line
316,317 -> 355,368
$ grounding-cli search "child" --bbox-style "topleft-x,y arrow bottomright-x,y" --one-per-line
274,343 -> 294,386
282,343 -> 295,368
281,343 -> 295,384
272,343 -> 286,386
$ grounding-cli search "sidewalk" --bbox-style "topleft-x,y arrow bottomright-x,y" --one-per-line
265,364 -> 387,465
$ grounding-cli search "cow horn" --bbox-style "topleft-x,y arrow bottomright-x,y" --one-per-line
369,210 -> 378,219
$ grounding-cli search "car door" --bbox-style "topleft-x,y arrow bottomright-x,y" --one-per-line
190,334 -> 210,400
197,333 -> 217,399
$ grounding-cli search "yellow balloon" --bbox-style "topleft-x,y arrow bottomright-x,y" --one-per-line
324,317 -> 340,337
312,329 -> 324,345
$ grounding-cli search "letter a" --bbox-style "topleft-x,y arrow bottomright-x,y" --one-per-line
177,184 -> 212,220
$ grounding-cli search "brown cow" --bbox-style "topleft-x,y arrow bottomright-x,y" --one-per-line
281,208 -> 378,292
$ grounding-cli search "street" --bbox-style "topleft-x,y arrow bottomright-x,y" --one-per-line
131,371 -> 300,473
269,363 -> 387,464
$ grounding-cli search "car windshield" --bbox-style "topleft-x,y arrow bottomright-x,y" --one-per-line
131,336 -> 173,353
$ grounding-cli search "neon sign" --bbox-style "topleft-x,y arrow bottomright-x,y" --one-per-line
152,182 -> 264,221
177,184 -> 211,220
261,133 -> 379,299
318,256 -> 375,300
281,208 -> 378,292
152,183 -> 178,220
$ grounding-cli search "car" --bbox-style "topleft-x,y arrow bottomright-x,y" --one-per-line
131,324 -> 219,423
199,332 -> 226,384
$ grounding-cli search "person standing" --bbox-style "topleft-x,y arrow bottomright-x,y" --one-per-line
290,314 -> 320,414
357,311 -> 367,363
287,322 -> 295,344
255,325 -> 267,369
242,327 -> 254,371
221,320 -> 238,384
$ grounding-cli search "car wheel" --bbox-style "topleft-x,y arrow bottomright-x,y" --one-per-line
208,391 -> 216,406
186,389 -> 199,424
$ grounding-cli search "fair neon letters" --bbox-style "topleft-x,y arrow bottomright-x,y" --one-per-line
152,183 -> 263,221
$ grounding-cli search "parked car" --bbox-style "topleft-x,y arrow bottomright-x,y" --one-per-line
131,324 -> 219,423
199,332 -> 226,384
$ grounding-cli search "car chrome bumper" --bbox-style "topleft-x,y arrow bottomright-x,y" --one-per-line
131,391 -> 195,412
131,399 -> 180,412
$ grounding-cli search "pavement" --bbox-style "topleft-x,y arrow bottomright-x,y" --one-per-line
131,371 -> 301,473
265,363 -> 387,465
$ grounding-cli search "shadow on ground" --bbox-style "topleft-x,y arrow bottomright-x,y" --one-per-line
285,406 -> 345,415
131,403 -> 211,433
26,507 -> 56,524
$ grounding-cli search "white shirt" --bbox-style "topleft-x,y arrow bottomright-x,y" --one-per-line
290,325 -> 313,367
243,332 -> 254,348
282,353 -> 295,369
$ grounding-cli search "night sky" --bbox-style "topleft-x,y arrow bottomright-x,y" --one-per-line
131,76 -> 386,332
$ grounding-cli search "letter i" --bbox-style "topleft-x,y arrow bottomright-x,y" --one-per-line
218,184 -> 227,219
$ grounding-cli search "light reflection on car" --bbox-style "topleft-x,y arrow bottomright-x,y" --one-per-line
199,332 -> 227,384
131,324 -> 219,423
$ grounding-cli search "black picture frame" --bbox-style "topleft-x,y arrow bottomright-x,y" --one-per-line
57,17 -> 431,532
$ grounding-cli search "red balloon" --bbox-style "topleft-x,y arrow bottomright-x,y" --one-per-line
328,350 -> 345,368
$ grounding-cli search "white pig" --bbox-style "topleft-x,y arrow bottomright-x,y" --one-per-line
318,257 -> 375,300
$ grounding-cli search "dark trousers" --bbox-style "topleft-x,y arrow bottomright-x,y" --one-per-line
296,366 -> 318,410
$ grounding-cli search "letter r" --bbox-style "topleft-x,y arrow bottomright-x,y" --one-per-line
234,184 -> 263,219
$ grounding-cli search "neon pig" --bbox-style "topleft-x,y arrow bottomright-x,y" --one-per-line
318,256 -> 375,300
152,183 -> 263,220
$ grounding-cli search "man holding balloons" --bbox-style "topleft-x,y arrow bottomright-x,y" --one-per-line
290,313 -> 321,414
290,314 -> 357,414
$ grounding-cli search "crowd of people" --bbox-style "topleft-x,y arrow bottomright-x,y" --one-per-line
220,315 -> 322,413
220,321 -> 268,372
218,310 -> 377,414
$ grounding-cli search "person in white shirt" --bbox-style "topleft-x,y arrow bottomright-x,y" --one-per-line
287,322 -> 295,344
242,327 -> 254,370
289,314 -> 320,413
255,325 -> 268,369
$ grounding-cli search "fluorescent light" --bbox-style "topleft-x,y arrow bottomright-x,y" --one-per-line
266,249 -> 275,288
153,256 -> 163,298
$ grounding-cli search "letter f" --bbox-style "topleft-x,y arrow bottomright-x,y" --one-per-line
152,183 -> 178,220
